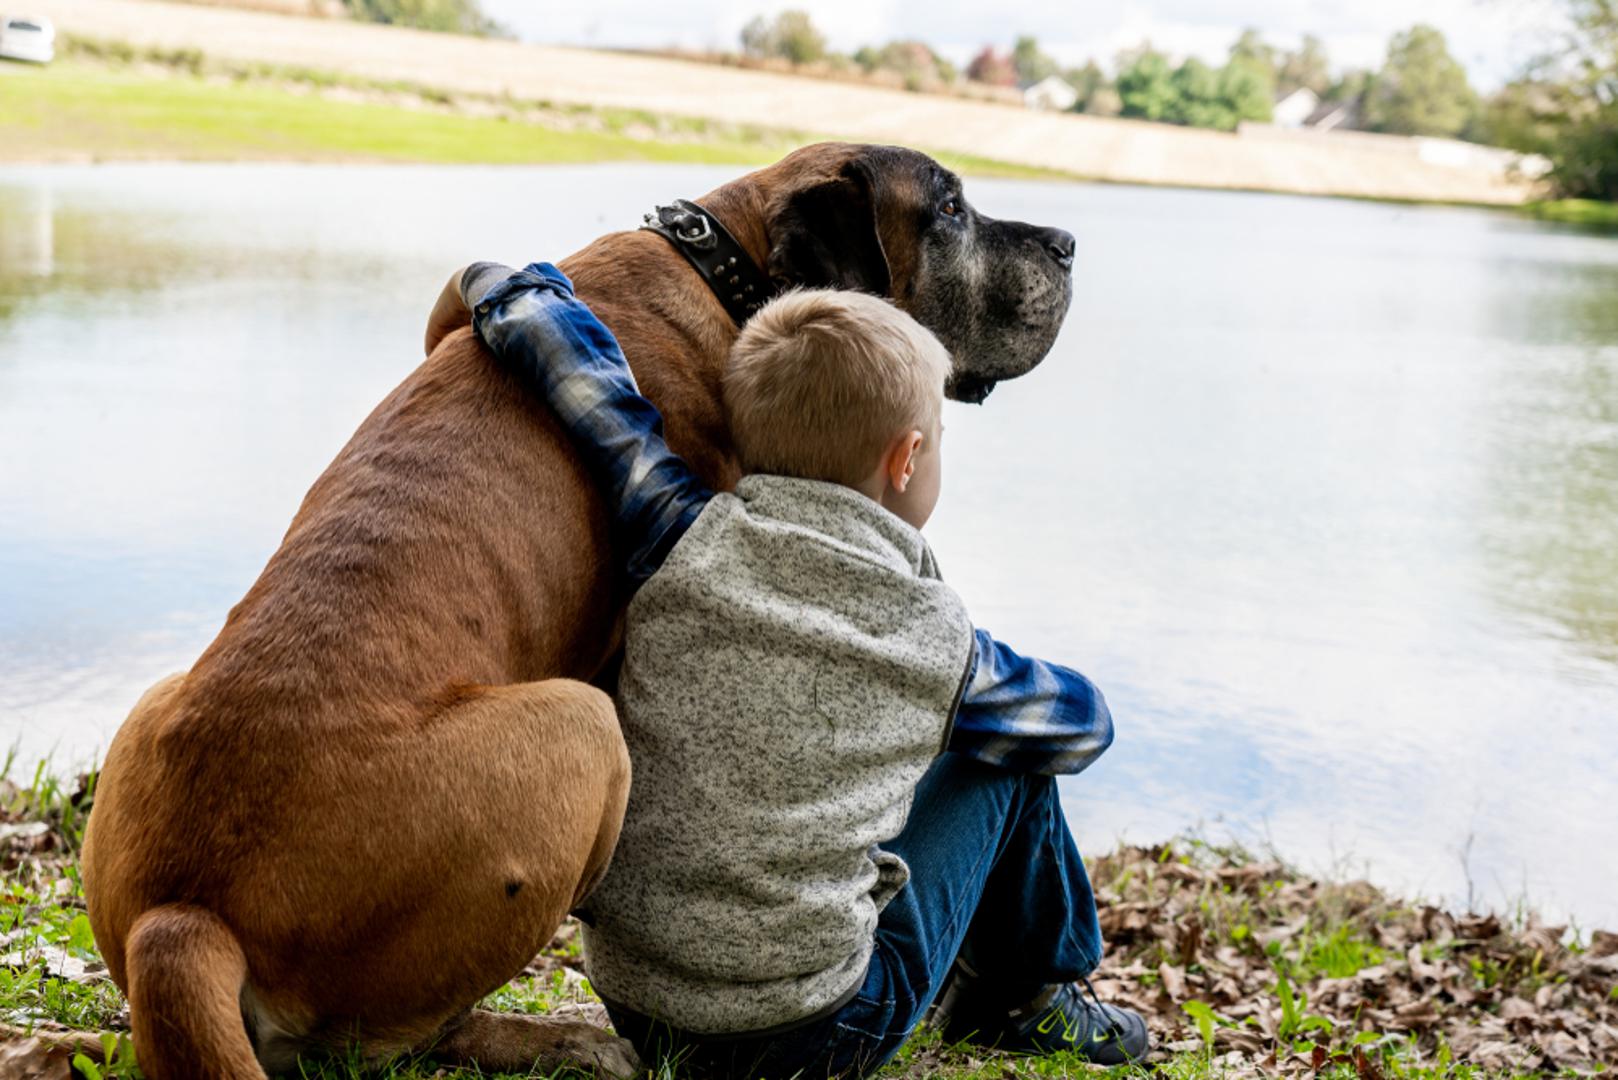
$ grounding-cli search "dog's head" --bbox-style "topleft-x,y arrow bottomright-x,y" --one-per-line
752,143 -> 1074,404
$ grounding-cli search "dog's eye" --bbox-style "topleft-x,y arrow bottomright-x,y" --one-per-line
940,198 -> 961,218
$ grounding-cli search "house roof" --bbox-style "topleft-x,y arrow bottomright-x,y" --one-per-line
1026,74 -> 1076,93
1306,97 -> 1361,130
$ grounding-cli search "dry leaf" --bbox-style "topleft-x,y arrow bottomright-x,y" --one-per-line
1215,1027 -> 1269,1054
1498,997 -> 1537,1022
0,823 -> 49,843
1158,962 -> 1187,1002
0,1037 -> 71,1080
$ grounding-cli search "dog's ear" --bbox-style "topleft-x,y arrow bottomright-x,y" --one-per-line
766,160 -> 892,296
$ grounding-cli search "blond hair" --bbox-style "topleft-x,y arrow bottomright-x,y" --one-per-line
722,290 -> 950,487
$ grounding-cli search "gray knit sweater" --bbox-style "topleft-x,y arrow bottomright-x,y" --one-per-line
579,474 -> 976,1035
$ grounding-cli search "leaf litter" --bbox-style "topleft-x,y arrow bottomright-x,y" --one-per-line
1076,842 -> 1618,1075
3,776 -> 1615,1077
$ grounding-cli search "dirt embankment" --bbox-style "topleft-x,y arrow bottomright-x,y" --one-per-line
23,0 -> 1545,205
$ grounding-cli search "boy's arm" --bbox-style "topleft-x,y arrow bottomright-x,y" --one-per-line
466,262 -> 714,586
948,629 -> 1115,776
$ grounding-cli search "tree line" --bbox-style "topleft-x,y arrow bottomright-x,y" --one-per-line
738,6 -> 1616,201
738,13 -> 1478,136
340,0 -> 502,37
1483,0 -> 1617,201
339,0 -> 1612,203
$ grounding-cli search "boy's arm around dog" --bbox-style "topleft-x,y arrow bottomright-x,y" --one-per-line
469,263 -> 1115,778
469,262 -> 713,586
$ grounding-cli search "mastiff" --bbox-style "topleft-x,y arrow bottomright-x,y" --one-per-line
79,142 -> 1076,1078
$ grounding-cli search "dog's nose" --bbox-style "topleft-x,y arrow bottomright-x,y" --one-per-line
1038,227 -> 1076,270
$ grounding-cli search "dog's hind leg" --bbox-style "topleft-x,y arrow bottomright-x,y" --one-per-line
231,677 -> 635,1074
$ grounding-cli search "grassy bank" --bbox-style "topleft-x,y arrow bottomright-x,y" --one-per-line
0,46 -> 1064,180
8,43 -> 1613,224
4,763 -> 1614,1079
0,60 -> 790,166
1523,200 -> 1618,229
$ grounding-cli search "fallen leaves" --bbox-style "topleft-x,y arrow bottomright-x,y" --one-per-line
0,1025 -> 111,1080
1087,842 -> 1618,1072
0,1036 -> 71,1080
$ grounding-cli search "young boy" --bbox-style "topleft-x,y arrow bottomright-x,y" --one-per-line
454,261 -> 1148,1078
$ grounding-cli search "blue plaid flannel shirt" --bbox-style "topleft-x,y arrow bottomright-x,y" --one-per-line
472,262 -> 1113,777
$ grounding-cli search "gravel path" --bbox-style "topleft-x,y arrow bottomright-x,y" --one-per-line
27,0 -> 1540,204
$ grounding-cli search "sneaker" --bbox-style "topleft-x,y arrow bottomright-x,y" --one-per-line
938,966 -> 1150,1066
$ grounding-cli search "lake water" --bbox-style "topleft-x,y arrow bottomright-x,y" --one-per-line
3,163 -> 1616,926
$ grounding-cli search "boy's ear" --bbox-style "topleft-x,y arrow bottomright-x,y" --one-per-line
886,430 -> 923,493
766,161 -> 892,296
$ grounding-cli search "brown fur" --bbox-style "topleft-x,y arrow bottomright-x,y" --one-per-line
80,143 -> 1073,1078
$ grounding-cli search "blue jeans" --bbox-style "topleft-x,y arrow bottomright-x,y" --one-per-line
604,754 -> 1103,1079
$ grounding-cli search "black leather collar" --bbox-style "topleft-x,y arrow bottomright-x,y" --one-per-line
641,199 -> 778,326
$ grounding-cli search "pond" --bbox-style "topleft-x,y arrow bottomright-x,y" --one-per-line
2,163 -> 1616,926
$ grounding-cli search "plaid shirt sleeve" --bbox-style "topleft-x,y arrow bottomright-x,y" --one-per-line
948,628 -> 1115,776
470,262 -> 713,586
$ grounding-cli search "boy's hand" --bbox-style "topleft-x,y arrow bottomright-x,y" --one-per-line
424,263 -> 521,356
424,266 -> 473,357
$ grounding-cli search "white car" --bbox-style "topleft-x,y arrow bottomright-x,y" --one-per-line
0,14 -> 55,64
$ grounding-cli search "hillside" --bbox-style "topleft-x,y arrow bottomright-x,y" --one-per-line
17,0 -> 1545,204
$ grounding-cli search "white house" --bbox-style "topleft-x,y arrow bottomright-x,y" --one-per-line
1023,74 -> 1079,112
1271,87 -> 1320,128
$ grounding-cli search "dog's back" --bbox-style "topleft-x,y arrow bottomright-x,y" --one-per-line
82,327 -> 633,1077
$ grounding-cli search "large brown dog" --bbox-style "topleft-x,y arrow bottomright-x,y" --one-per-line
80,142 -> 1075,1079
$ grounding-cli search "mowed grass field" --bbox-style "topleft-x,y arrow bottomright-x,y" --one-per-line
0,59 -> 1072,178
0,60 -> 795,165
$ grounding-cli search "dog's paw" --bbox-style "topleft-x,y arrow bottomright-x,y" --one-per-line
430,1008 -> 641,1077
563,1027 -> 640,1079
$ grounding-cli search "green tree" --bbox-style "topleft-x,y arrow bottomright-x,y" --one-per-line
1324,68 -> 1372,105
1542,0 -> 1618,198
1219,56 -> 1277,125
343,0 -> 499,35
1479,78 -> 1574,156
1550,109 -> 1618,199
853,39 -> 955,90
1012,35 -> 1059,85
772,10 -> 826,65
1168,58 -> 1233,129
1277,34 -> 1331,96
738,10 -> 826,65
1364,25 -> 1477,136
1116,47 -> 1177,121
1229,29 -> 1277,81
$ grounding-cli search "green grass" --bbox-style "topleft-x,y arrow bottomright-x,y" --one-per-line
0,57 -> 1071,183
1298,924 -> 1390,979
0,62 -> 792,166
1523,198 -> 1618,229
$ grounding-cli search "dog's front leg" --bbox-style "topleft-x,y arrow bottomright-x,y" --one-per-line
426,1007 -> 640,1079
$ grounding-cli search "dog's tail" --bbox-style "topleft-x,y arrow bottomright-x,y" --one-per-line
125,904 -> 266,1080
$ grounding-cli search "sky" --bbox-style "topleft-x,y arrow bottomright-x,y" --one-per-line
480,0 -> 1568,90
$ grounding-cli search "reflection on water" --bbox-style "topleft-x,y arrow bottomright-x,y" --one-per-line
0,183 -> 52,280
1482,277 -> 1618,667
2,164 -> 1616,925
